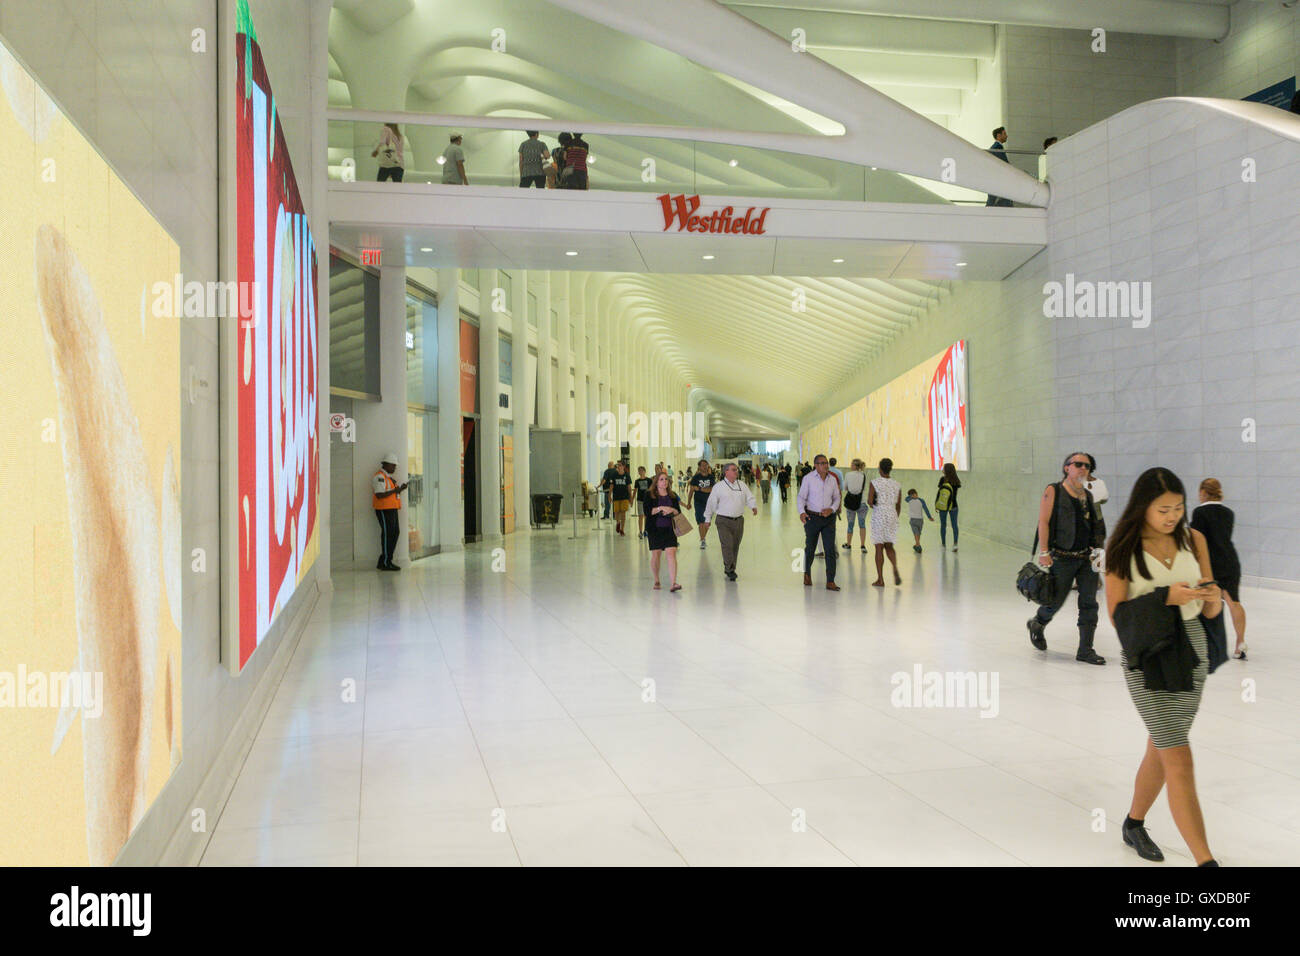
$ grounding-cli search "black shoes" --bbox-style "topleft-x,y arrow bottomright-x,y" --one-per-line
1122,821 -> 1165,862
1076,648 -> 1105,665
1027,618 -> 1047,651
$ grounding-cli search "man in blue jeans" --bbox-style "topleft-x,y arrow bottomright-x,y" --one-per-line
1027,452 -> 1107,664
600,460 -> 617,519
798,455 -> 841,591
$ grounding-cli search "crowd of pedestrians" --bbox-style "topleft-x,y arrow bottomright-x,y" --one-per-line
366,127 -> 594,189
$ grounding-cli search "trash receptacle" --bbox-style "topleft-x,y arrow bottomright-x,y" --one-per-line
531,493 -> 563,528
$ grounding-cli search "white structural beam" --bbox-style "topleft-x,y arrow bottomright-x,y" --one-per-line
534,0 -> 1048,204
727,0 -> 1231,42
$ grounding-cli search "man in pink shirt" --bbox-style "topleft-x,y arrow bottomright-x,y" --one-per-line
798,454 -> 841,591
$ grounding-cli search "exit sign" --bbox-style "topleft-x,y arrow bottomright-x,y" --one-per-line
360,248 -> 381,267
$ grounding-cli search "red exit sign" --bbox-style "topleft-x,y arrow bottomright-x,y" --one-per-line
360,248 -> 381,267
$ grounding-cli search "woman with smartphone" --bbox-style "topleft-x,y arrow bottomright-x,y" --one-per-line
1105,467 -> 1223,866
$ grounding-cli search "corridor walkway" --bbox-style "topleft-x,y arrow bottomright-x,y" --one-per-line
202,499 -> 1300,866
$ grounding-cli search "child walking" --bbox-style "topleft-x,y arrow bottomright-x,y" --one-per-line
905,489 -> 934,552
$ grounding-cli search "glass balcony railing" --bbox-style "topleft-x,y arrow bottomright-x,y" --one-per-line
326,119 -> 1037,206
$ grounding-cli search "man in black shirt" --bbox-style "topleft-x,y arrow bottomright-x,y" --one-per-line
686,459 -> 716,549
610,461 -> 632,536
633,466 -> 653,538
600,461 -> 617,519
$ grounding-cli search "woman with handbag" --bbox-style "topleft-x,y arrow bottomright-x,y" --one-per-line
935,462 -> 961,551
841,459 -> 869,552
1105,467 -> 1223,866
644,471 -> 686,591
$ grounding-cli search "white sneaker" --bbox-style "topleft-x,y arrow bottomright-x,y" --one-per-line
700,540 -> 706,549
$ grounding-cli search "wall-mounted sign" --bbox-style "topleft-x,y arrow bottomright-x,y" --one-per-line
329,413 -> 347,432
405,330 -> 414,350
360,248 -> 381,267
657,194 -> 770,235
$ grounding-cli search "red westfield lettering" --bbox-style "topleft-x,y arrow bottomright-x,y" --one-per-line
657,194 -> 770,235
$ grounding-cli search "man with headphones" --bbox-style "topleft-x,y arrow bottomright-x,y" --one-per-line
1027,451 -> 1108,664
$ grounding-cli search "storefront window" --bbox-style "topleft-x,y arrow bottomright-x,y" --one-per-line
329,251 -> 380,396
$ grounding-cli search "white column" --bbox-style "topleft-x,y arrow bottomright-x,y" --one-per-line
511,269 -> 531,532
572,273 -> 590,480
537,275 -> 554,429
557,276 -> 573,432
478,269 -> 502,541
437,268 -> 463,551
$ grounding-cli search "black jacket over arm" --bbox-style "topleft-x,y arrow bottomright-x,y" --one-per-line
1113,587 -> 1200,692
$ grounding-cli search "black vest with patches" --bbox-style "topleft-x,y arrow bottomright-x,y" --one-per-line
1048,481 -> 1105,552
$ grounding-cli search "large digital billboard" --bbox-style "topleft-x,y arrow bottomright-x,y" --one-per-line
800,340 -> 969,471
233,0 -> 320,670
0,38 -> 182,865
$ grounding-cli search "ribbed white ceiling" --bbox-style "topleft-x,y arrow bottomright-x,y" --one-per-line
326,0 -> 1201,437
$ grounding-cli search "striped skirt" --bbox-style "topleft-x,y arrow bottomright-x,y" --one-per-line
1121,616 -> 1208,749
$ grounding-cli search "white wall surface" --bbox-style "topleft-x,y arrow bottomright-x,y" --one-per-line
1003,25 -> 1176,163
1046,97 -> 1300,587
1177,3 -> 1299,101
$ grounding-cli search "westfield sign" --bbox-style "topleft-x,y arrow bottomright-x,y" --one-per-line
657,193 -> 771,235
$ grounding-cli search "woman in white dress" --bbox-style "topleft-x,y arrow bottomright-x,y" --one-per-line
868,457 -> 903,587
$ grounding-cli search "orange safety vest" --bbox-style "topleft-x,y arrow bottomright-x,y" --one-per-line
373,470 -> 401,510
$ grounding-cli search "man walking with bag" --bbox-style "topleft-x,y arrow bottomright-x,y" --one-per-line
701,462 -> 757,581
1027,451 -> 1108,664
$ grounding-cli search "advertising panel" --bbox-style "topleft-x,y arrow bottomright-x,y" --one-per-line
800,341 -> 968,471
233,0 -> 320,670
0,39 -> 182,864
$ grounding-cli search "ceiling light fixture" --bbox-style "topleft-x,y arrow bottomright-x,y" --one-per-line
955,261 -> 968,267
565,250 -> 578,256
420,247 -> 433,252
436,157 -> 445,165
832,258 -> 845,263
702,254 -> 715,260
728,159 -> 738,167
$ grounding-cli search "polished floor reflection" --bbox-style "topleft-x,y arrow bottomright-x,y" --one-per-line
202,500 -> 1300,866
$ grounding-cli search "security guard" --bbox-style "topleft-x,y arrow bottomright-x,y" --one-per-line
373,453 -> 408,571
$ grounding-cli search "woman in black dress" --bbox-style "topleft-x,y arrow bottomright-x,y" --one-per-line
1191,478 -> 1246,658
643,472 -> 683,591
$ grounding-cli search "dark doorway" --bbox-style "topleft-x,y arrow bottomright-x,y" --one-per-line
462,417 -> 480,540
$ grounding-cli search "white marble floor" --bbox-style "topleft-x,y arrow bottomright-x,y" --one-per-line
202,498 -> 1300,866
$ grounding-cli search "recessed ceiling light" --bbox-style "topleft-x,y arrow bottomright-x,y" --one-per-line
832,258 -> 845,263
565,250 -> 578,256
728,159 -> 739,167
955,261 -> 968,267
870,166 -> 877,171
420,246 -> 432,252
436,157 -> 445,165
702,254 -> 715,260
587,155 -> 596,164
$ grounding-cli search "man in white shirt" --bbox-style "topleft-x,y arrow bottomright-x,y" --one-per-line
701,463 -> 757,581
797,454 -> 841,590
